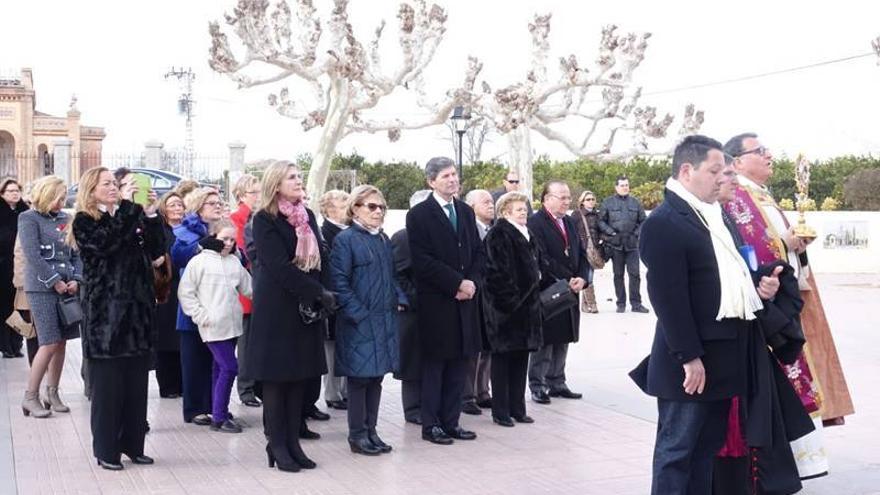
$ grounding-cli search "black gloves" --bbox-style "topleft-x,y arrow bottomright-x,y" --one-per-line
199,236 -> 225,253
318,290 -> 339,311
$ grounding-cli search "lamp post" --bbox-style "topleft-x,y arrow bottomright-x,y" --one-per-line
450,105 -> 471,180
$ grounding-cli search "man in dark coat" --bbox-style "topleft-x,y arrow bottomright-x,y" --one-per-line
629,135 -> 758,494
598,175 -> 649,313
392,189 -> 432,425
406,157 -> 485,445
527,181 -> 588,404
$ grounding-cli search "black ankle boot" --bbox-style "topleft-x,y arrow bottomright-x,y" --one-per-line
348,435 -> 382,456
368,428 -> 392,453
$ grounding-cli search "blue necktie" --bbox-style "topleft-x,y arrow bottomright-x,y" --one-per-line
444,203 -> 458,231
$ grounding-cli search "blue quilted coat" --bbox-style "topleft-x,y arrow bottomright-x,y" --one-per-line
329,223 -> 406,378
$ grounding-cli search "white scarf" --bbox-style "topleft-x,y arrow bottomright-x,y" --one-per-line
665,178 -> 763,321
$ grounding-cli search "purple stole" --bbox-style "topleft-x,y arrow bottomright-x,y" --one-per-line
725,184 -> 822,414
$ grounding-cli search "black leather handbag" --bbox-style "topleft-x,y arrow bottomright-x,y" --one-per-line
57,295 -> 83,328
539,279 -> 578,321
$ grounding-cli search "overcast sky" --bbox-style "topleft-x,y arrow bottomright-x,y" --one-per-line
4,0 -> 880,167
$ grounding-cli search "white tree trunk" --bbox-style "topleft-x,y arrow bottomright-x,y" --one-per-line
307,79 -> 351,201
507,125 -> 534,202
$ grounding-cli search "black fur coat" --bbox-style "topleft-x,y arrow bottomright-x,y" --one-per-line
73,200 -> 165,359
482,219 -> 546,353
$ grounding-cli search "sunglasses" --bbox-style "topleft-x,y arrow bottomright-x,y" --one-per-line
358,202 -> 387,212
737,146 -> 770,158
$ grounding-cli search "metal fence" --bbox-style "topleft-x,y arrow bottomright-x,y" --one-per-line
0,150 -> 231,184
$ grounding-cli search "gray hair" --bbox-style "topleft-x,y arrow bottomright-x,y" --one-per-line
424,156 -> 456,181
723,133 -> 758,158
409,189 -> 432,208
464,189 -> 491,207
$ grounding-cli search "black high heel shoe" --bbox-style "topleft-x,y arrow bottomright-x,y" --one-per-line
96,458 -> 124,471
266,445 -> 300,472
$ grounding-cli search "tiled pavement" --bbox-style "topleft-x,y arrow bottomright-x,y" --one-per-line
1,271 -> 878,494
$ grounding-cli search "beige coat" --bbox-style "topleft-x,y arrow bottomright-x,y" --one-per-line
12,235 -> 28,311
178,250 -> 252,343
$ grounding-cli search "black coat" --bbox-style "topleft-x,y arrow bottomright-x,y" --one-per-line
527,208 -> 589,345
598,194 -> 646,251
153,222 -> 180,352
73,201 -> 166,359
629,189 -> 749,402
243,208 -> 329,382
391,229 -> 421,381
406,196 -> 484,360
483,219 -> 545,353
321,220 -> 343,340
0,200 -> 27,320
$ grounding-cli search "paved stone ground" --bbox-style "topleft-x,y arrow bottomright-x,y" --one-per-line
0,271 -> 877,495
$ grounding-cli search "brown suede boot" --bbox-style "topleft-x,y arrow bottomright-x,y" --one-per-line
582,285 -> 599,313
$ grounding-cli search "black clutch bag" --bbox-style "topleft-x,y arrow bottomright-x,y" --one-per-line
539,279 -> 578,321
57,294 -> 83,328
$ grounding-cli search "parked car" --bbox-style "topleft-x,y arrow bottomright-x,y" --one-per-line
65,168 -> 214,207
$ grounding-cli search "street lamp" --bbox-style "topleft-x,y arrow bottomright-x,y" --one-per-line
450,105 -> 471,180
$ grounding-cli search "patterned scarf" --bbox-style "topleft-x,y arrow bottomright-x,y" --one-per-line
278,199 -> 321,272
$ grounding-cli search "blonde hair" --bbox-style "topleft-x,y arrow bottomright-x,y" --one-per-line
184,187 -> 220,215
259,161 -> 298,216
232,174 -> 260,202
68,167 -> 111,248
158,191 -> 183,220
345,185 -> 385,224
29,175 -> 67,214
209,218 -> 236,236
318,189 -> 349,218
578,190 -> 596,205
175,179 -> 200,199
495,191 -> 530,218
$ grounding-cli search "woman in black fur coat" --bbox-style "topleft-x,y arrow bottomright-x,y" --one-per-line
0,178 -> 29,358
71,167 -> 165,470
483,191 -> 550,427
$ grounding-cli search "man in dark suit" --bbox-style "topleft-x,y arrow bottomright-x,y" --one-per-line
407,157 -> 485,445
527,181 -> 589,404
630,135 -> 760,494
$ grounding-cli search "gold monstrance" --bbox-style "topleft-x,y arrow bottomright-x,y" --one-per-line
794,153 -> 817,240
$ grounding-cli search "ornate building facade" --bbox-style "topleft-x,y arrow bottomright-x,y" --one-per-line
0,68 -> 105,183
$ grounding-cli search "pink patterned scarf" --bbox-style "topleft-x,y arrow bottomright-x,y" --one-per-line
278,199 -> 321,271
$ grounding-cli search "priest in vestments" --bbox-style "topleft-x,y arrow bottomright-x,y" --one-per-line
722,133 -> 854,479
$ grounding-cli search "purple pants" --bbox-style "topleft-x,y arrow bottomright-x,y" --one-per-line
206,338 -> 238,424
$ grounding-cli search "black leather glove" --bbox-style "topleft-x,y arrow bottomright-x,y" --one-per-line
318,290 -> 338,311
198,236 -> 225,253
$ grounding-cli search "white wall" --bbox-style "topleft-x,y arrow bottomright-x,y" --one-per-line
382,209 -> 880,274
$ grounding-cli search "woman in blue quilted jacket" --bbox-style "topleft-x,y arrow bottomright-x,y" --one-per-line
329,185 -> 406,456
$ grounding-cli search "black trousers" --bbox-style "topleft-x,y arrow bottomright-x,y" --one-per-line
420,355 -> 467,432
612,248 -> 642,306
302,375 -> 321,417
179,331 -> 213,422
155,351 -> 182,397
401,379 -> 421,422
490,350 -> 529,420
89,354 -> 150,462
236,315 -> 261,401
347,376 -> 383,438
263,380 -> 307,463
652,398 -> 731,495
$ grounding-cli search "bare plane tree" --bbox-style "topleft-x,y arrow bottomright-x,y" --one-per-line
209,0 -> 482,199
469,14 -> 704,198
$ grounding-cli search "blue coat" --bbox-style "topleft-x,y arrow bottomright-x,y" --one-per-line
171,213 -> 208,332
330,224 -> 406,378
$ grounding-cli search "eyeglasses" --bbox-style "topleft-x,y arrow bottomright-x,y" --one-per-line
506,179 -> 520,184
204,200 -> 222,207
584,197 -> 596,202
358,202 -> 387,212
737,146 -> 770,158
3,189 -> 20,194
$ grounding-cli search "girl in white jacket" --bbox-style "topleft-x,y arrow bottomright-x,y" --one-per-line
178,220 -> 252,433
